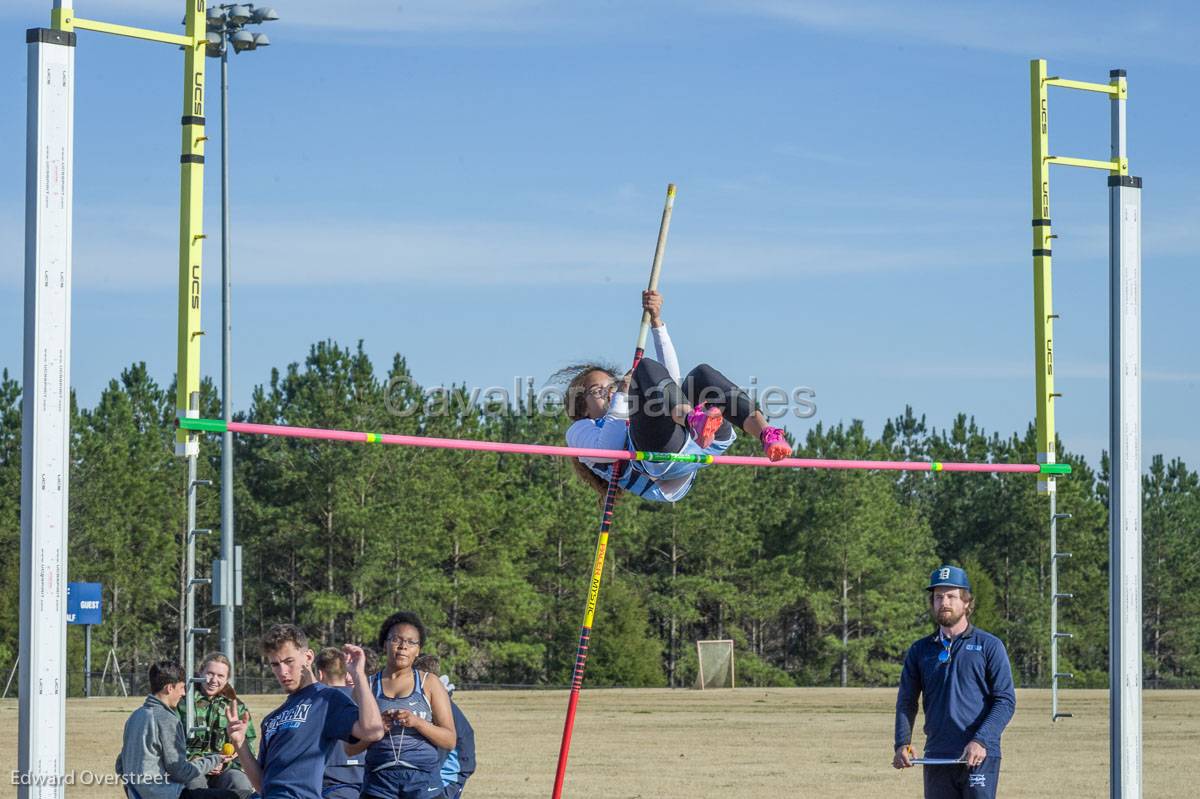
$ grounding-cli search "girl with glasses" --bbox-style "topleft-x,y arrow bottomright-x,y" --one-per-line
347,611 -> 456,799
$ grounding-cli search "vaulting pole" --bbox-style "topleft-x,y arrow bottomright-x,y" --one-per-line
559,181 -> 670,799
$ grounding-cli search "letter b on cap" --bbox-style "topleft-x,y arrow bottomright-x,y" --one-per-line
938,568 -> 950,580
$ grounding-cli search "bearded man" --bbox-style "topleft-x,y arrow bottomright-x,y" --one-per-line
891,565 -> 1016,798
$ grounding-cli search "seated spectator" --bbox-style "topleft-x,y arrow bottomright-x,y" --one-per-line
116,660 -> 237,799
180,653 -> 256,799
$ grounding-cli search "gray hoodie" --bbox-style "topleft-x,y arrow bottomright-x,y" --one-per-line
115,695 -> 225,799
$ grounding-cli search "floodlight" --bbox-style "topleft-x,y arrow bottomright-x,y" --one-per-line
230,30 -> 257,52
205,31 -> 225,57
227,5 -> 253,25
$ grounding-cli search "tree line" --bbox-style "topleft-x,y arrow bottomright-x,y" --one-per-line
1,340 -> 1197,692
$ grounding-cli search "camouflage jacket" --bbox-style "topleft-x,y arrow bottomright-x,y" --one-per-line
179,690 -> 257,769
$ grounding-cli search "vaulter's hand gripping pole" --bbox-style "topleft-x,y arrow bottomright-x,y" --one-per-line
551,183 -> 676,799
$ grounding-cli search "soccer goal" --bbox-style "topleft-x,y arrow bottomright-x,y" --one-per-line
695,639 -> 735,689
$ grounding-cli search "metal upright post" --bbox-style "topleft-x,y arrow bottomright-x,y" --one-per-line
1107,68 -> 1142,799
176,12 -> 210,728
20,23 -> 74,797
1050,499 -> 1058,716
207,1 -> 278,675
176,0 -> 210,732
84,624 -> 91,698
186,445 -> 198,732
1050,510 -> 1073,721
185,390 -> 213,734
219,40 -> 236,673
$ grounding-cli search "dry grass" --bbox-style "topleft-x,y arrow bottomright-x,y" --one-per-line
3,688 -> 1198,797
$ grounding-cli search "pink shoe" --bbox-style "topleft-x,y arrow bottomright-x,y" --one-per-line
759,426 -> 792,462
686,404 -> 725,448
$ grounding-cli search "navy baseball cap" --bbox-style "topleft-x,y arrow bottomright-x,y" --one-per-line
927,565 -> 971,592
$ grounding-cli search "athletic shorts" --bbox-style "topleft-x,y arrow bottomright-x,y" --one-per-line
923,757 -> 1001,799
362,767 -> 446,799
321,781 -> 362,799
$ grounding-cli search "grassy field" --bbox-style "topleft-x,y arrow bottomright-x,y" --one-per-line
3,688 -> 1198,798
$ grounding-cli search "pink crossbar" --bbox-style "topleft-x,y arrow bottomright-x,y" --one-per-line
225,421 -> 1040,473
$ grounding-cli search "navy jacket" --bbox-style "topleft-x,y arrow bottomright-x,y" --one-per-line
438,701 -> 476,787
894,624 -> 1016,758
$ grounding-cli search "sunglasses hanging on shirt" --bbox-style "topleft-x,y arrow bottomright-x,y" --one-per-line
938,634 -> 953,664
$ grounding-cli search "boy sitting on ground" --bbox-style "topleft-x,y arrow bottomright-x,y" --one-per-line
116,660 -> 237,799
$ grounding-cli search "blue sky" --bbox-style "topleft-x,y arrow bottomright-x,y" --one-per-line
2,1 -> 1198,469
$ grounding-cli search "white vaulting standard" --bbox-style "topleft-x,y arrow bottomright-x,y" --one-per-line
20,27 -> 75,799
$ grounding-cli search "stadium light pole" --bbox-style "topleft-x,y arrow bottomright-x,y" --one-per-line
205,3 -> 277,677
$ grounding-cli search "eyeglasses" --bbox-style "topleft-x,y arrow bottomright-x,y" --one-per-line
938,634 -> 953,664
386,636 -> 421,649
582,385 -> 612,398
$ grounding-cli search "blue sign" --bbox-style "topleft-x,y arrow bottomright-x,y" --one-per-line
67,582 -> 102,625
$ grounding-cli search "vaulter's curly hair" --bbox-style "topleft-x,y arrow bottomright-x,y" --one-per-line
552,362 -> 623,497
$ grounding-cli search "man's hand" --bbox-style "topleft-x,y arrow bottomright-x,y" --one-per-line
643,290 -> 664,327
962,741 -> 987,768
343,643 -> 369,683
225,703 -> 247,749
892,744 -> 914,769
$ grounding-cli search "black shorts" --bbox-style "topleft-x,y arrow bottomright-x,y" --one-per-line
923,757 -> 1001,799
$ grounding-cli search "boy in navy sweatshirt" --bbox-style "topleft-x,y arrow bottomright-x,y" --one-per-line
226,625 -> 385,799
893,566 -> 1016,798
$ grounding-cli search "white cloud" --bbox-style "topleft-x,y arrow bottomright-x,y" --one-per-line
772,143 -> 864,167
709,0 -> 1200,64
1147,209 -> 1200,257
8,193 -> 1192,290
870,360 -> 1200,385
259,0 -> 557,34
6,0 -> 573,36
1,201 -> 1024,289
7,0 -> 1197,55
5,182 -> 1197,290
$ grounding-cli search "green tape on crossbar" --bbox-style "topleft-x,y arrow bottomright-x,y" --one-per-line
177,417 -> 226,433
1039,463 -> 1072,475
635,451 -> 714,464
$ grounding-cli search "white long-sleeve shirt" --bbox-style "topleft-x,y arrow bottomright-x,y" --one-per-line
566,324 -> 681,459
650,324 -> 681,383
